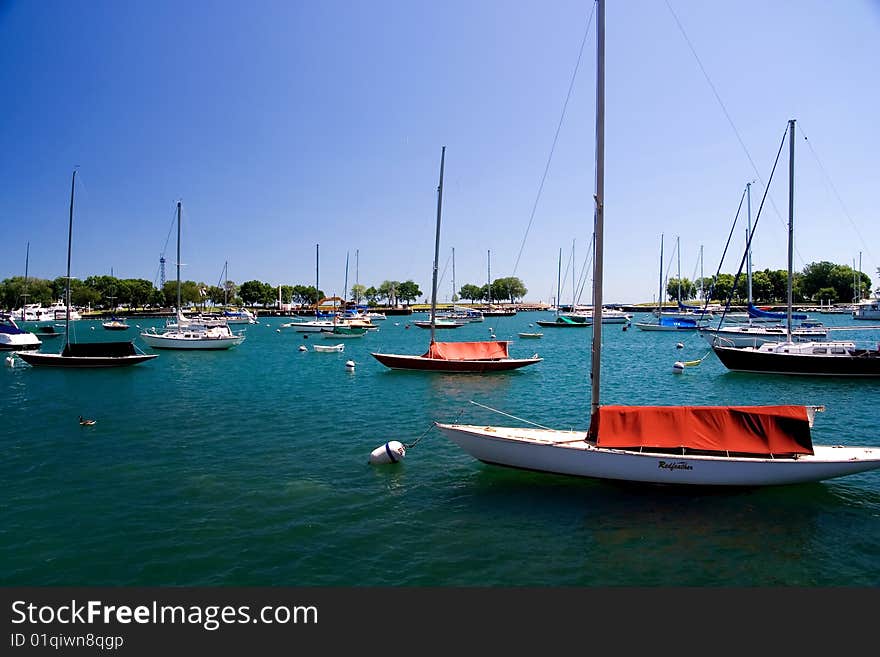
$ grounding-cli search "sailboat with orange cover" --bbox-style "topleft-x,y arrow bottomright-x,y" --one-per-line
434,0 -> 880,485
370,147 -> 542,373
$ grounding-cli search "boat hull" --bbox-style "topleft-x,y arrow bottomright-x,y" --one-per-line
15,352 -> 157,367
712,344 -> 880,376
140,334 -> 245,350
699,326 -> 827,348
371,352 -> 542,372
434,423 -> 880,486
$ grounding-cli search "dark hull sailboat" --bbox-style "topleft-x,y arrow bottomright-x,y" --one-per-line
15,169 -> 157,369
371,147 -> 541,374
17,342 -> 156,368
713,341 -> 880,377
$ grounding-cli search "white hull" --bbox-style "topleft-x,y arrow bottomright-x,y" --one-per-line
435,423 -> 880,486
140,331 -> 245,350
633,322 -> 697,332
281,320 -> 336,332
699,326 -> 828,348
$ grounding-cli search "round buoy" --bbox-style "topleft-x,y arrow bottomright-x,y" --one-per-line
299,345 -> 307,352
529,323 -> 534,327
276,328 -> 281,333
91,326 -> 95,330
345,360 -> 355,369
676,342 -> 684,349
622,324 -> 629,331
405,325 -> 410,329
394,322 -> 400,326
369,440 -> 406,465
488,327 -> 494,333
303,334 -> 309,339
490,334 -> 496,340
672,361 -> 685,374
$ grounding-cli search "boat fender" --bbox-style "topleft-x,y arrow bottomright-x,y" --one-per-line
672,361 -> 685,374
370,440 -> 406,465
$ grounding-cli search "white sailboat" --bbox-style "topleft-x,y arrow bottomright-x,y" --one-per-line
435,0 -> 880,486
140,202 -> 245,351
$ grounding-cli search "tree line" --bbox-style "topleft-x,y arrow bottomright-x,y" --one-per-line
664,261 -> 874,305
2,262 -> 870,311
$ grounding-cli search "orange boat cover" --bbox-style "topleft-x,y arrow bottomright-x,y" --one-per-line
590,405 -> 813,456
423,341 -> 511,360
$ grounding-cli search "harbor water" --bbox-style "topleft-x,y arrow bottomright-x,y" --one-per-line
2,311 -> 879,586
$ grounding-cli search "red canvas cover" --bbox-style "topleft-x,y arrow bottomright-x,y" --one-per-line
423,341 -> 511,360
591,405 -> 814,455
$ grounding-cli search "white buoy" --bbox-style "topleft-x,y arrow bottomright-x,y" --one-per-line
91,326 -> 95,330
345,360 -> 355,369
299,345 -> 307,351
6,355 -> 15,368
369,440 -> 406,464
672,361 -> 685,374
676,342 -> 684,349
276,328 -> 281,333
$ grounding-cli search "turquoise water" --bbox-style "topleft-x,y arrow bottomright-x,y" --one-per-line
2,312 -> 879,586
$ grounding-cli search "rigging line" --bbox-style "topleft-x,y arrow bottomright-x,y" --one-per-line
510,2 -> 596,278
663,0 -> 788,234
718,123 -> 789,324
468,400 -> 553,430
799,124 -> 874,265
706,186 -> 747,327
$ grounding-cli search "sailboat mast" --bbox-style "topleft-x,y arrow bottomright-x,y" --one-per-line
786,119 -> 795,341
429,146 -> 446,344
590,0 -> 605,419
21,241 -> 29,320
657,234 -> 664,321
556,247 -> 562,317
746,182 -> 753,304
487,250 -> 492,306
355,249 -> 360,306
65,169 -> 76,348
224,260 -> 229,307
676,235 -> 682,304
315,243 -> 320,318
452,247 -> 456,303
344,251 -> 350,308
176,202 -> 182,316
571,239 -> 576,310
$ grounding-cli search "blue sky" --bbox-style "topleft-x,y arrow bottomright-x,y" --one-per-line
1,0 -> 877,305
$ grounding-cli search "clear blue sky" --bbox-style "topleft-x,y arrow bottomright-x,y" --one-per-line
1,0 -> 877,305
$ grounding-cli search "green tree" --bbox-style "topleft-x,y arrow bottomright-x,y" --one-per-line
396,280 -> 422,305
666,277 -> 695,302
350,283 -> 367,305
364,286 -> 379,305
458,284 -> 483,302
378,280 -> 400,306
491,277 -> 527,303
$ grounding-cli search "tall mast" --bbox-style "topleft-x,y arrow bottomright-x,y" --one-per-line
65,169 -> 76,348
21,241 -> 30,320
556,247 -> 562,317
590,0 -> 605,419
355,249 -> 360,306
676,235 -> 682,304
746,182 -> 753,305
429,146 -> 446,344
315,243 -> 320,318
858,251 -> 862,301
344,251 -> 350,308
657,234 -> 664,322
224,260 -> 229,307
452,247 -> 456,303
176,201 -> 182,316
487,250 -> 492,306
571,239 -> 576,310
699,244 -> 704,301
786,118 -> 795,341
